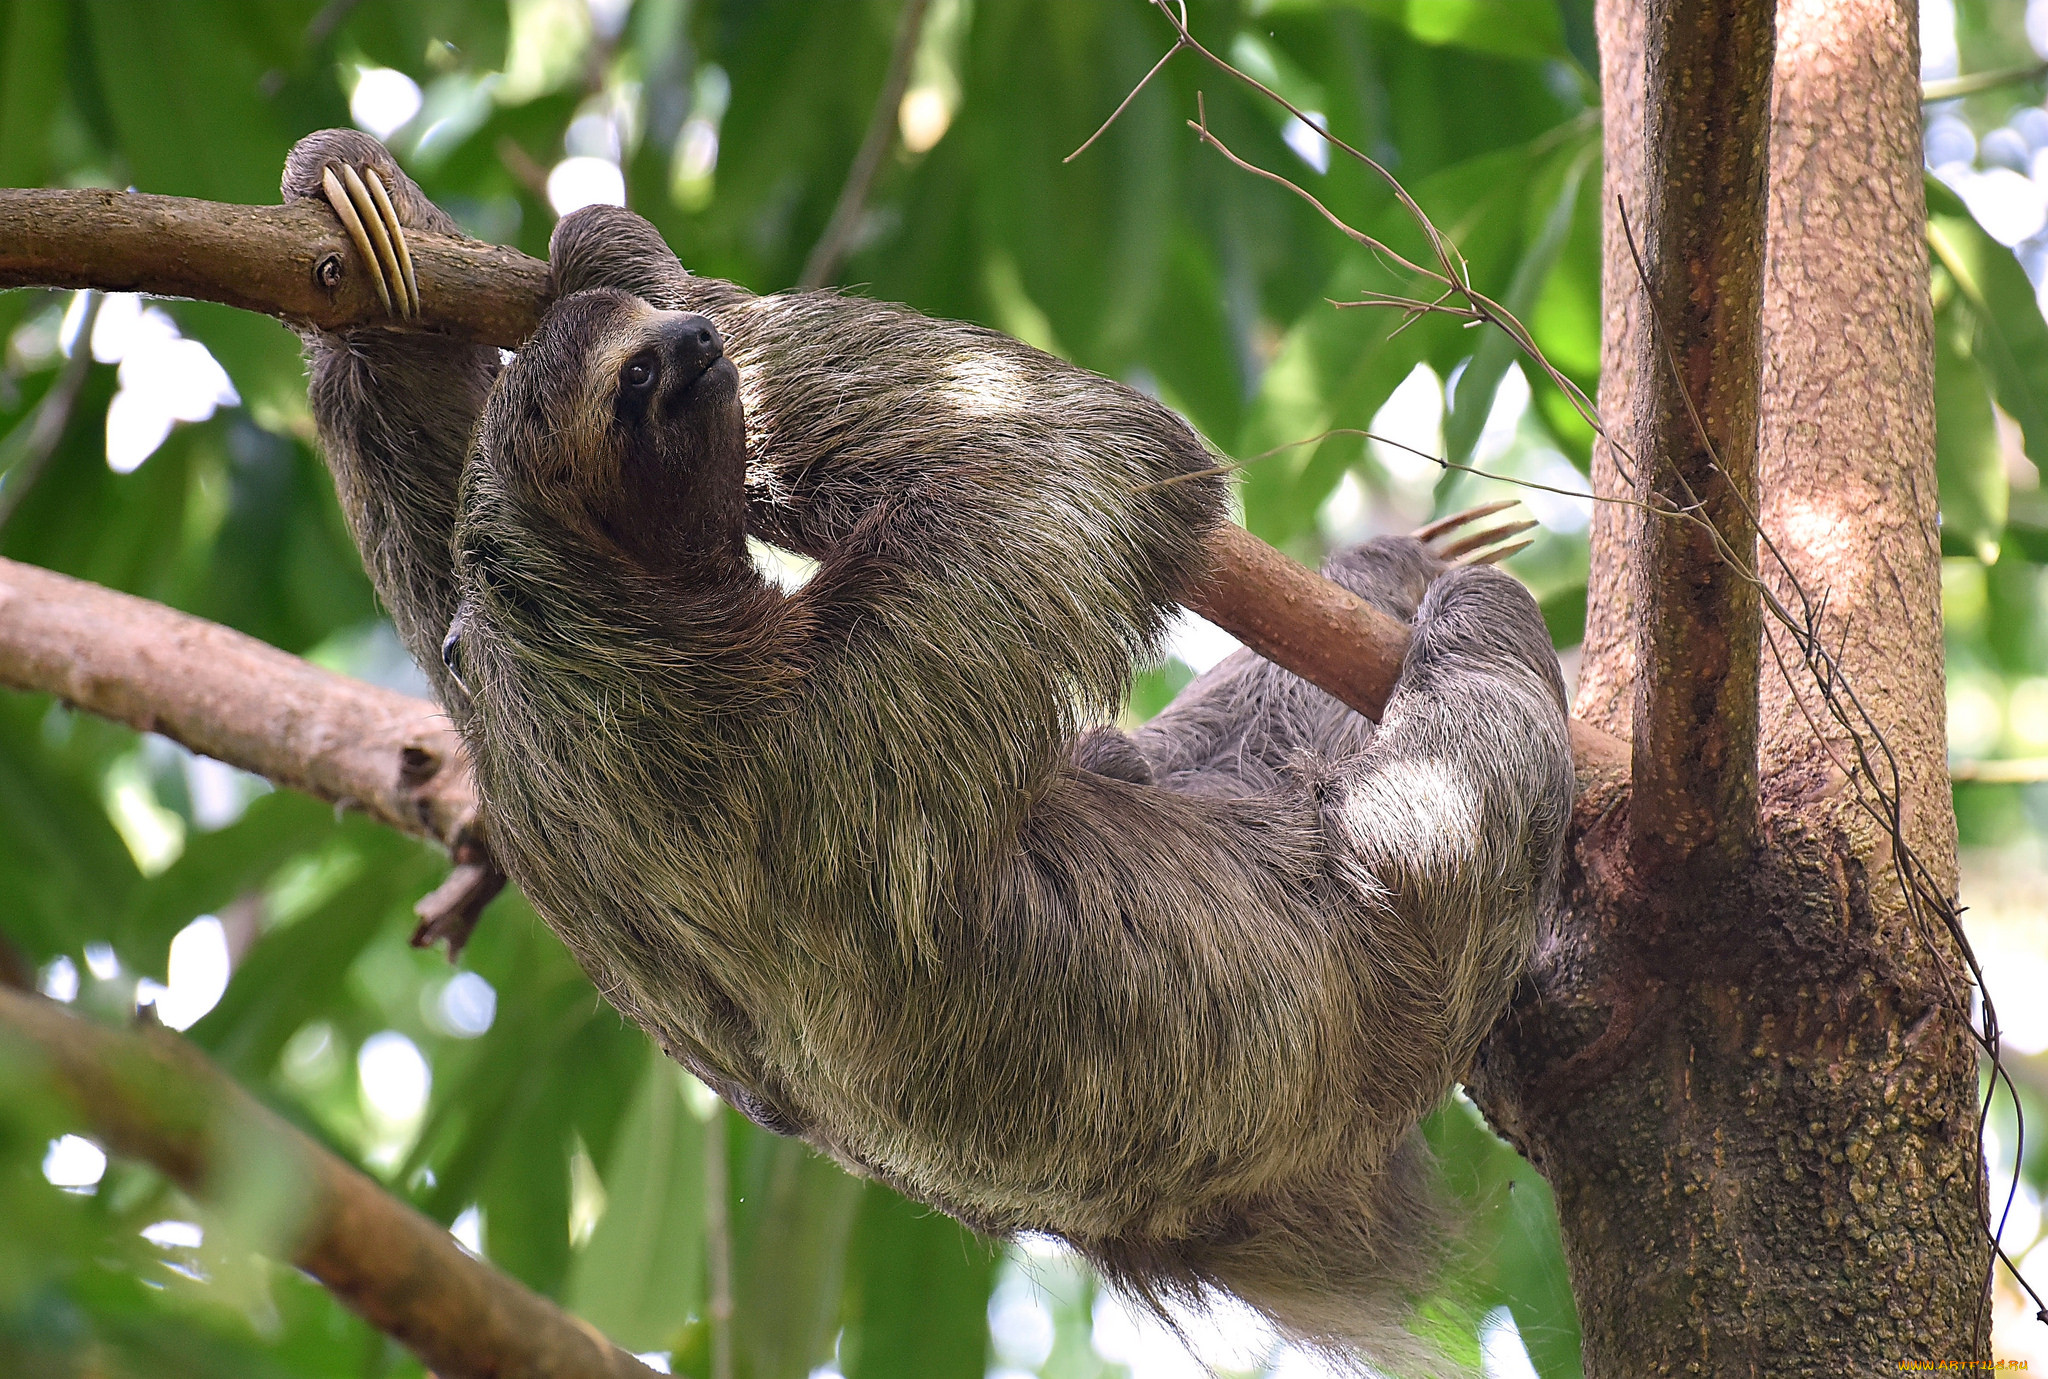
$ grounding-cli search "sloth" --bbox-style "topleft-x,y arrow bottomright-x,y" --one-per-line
286,129 -> 1573,1370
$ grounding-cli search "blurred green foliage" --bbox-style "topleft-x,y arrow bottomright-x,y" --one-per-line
2,0 -> 2046,1375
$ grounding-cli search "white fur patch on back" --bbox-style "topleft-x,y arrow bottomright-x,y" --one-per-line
941,352 -> 1030,415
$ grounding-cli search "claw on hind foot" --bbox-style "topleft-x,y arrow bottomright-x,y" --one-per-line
1413,501 -> 1539,566
1411,499 -> 1515,544
320,163 -> 419,318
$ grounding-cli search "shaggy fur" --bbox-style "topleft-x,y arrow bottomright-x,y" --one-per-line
287,129 -> 1574,1372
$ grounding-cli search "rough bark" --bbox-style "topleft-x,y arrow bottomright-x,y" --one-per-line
0,985 -> 657,1379
1755,0 -> 1953,871
1626,0 -> 1771,869
1472,2 -> 1988,1374
1572,0 -> 1646,738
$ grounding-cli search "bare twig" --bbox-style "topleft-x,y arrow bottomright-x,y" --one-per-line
1173,97 -> 1606,462
0,984 -> 656,1379
0,291 -> 103,530
1068,1 -> 1608,448
496,136 -> 555,205
1065,1 -> 1190,164
1921,60 -> 2048,102
302,0 -> 365,50
797,0 -> 931,289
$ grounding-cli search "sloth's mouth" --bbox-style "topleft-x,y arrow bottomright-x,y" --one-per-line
665,355 -> 739,415
692,356 -> 739,394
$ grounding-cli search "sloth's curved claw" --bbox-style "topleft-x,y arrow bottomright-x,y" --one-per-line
1471,537 -> 1533,566
319,167 -> 390,316
1437,517 -> 1539,564
1413,501 -> 1539,564
319,163 -> 416,317
1412,499 -> 1517,544
340,164 -> 411,317
362,168 -> 420,315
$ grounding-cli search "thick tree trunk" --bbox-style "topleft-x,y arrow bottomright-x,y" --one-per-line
1472,1 -> 1989,1373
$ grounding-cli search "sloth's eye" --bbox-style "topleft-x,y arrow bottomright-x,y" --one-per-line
623,354 -> 660,392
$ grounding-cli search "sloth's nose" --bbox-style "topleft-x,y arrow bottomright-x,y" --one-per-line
659,313 -> 724,382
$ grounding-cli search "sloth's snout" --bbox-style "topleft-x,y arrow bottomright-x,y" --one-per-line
658,313 -> 724,390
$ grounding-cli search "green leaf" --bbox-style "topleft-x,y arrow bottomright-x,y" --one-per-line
465,1010 -> 645,1298
656,0 -> 904,288
1443,127 -> 1596,467
80,0 -> 301,205
0,374 -> 205,605
1539,581 -> 1587,648
186,822 -> 433,1081
839,1187 -> 1000,1379
1425,1096 -> 1582,1378
176,423 -> 379,657
1928,178 -> 2048,472
567,1052 -> 708,1350
0,0 -> 68,188
475,1108 -> 575,1298
1935,295 -> 2009,563
729,1122 -> 865,1379
330,0 -> 509,77
1321,0 -> 1572,63
0,696 -> 141,960
113,790 -> 337,972
409,896 -> 622,1208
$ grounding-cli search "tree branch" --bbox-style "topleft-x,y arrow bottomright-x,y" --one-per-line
0,556 -> 501,952
0,185 -> 1626,785
0,984 -> 655,1379
0,189 -> 548,345
1626,0 -> 1774,869
0,557 -> 471,841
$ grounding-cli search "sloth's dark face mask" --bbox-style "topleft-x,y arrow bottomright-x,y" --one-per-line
479,289 -> 749,578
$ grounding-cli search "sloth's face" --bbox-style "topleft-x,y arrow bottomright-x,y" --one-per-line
479,288 -> 749,577
598,305 -> 738,434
